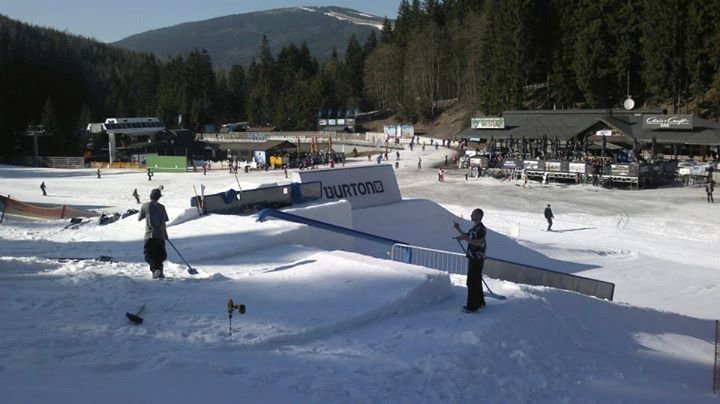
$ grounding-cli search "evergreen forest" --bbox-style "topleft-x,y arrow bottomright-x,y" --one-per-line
1,0 -> 720,158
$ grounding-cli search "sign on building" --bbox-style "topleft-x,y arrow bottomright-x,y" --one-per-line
642,114 -> 694,130
400,124 -> 414,138
471,117 -> 505,129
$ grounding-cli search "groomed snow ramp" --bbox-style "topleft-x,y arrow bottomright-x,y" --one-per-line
257,208 -> 406,247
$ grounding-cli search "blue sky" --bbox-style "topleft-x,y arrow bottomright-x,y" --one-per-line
0,0 -> 398,43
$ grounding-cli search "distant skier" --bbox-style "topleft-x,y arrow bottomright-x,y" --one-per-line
706,182 -> 715,203
40,181 -> 47,196
417,157 -> 422,169
138,188 -> 169,279
544,204 -> 554,231
453,208 -> 487,312
96,168 -> 101,179
132,188 -> 141,204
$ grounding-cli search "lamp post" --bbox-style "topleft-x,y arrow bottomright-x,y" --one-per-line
25,125 -> 49,166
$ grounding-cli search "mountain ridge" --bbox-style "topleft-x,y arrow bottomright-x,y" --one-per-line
112,6 -> 384,69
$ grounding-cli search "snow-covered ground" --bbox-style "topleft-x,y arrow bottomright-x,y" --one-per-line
1,140 -> 719,403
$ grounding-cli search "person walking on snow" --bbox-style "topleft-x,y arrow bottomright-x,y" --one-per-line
40,181 -> 47,196
138,188 -> 169,279
96,168 -> 101,179
453,208 -> 487,312
706,182 -> 715,203
132,188 -> 141,204
417,157 -> 422,169
544,204 -> 554,231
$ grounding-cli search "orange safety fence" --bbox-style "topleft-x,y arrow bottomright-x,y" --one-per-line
89,161 -> 144,169
0,195 -> 100,221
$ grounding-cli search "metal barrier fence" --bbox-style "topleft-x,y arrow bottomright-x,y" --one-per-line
43,157 -> 85,168
390,244 -> 615,301
390,244 -> 469,275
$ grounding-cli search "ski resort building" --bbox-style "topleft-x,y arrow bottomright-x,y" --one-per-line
459,109 -> 720,187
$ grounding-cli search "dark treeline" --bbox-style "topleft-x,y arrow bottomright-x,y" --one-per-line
2,1 -> 720,157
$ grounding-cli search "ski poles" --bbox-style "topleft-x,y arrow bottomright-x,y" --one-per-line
455,239 -> 495,295
167,239 -> 199,275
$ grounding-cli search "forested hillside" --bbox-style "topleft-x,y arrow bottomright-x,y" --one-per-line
113,6 -> 382,69
2,0 -> 720,159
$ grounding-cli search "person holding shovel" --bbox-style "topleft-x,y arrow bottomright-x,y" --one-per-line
453,208 -> 487,312
138,188 -> 169,279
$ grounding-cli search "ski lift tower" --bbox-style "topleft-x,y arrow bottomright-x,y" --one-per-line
25,125 -> 51,166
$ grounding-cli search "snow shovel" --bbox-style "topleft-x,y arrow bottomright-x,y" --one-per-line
167,239 -> 199,275
126,305 -> 145,325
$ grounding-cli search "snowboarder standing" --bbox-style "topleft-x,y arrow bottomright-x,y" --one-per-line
96,168 -> 101,179
453,208 -> 487,312
132,188 -> 141,204
138,188 -> 169,279
544,204 -> 554,231
40,181 -> 47,196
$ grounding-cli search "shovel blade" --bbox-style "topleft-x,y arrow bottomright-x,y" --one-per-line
187,267 -> 198,275
126,312 -> 143,324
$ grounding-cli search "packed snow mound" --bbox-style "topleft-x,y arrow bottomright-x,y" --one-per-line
1,251 -> 453,350
353,198 -> 599,273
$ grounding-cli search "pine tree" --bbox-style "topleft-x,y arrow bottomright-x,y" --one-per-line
227,64 -> 247,121
344,34 -> 365,104
640,0 -> 687,111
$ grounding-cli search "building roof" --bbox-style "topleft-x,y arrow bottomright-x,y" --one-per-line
217,140 -> 298,153
459,109 -> 720,145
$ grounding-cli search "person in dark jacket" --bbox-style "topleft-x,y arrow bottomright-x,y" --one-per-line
138,188 -> 169,279
132,188 -> 141,204
706,182 -> 715,203
544,204 -> 554,231
40,181 -> 47,196
453,208 -> 487,312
